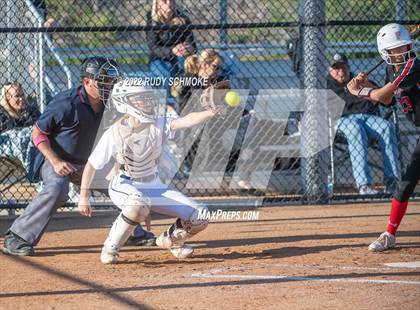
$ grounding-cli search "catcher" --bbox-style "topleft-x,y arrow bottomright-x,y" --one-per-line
77,78 -> 227,264
347,23 -> 419,252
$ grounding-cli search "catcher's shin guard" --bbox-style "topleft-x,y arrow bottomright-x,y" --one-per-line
101,213 -> 137,264
101,194 -> 151,263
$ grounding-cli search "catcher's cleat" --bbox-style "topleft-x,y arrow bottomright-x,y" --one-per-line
100,245 -> 119,264
368,231 -> 396,252
2,231 -> 34,256
125,231 -> 156,246
156,231 -> 172,249
169,245 -> 194,259
156,232 -> 194,259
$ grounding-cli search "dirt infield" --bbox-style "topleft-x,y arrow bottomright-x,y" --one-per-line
1,202 -> 419,310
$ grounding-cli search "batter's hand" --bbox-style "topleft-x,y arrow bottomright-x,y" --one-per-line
52,160 -> 76,176
355,72 -> 369,85
78,196 -> 92,217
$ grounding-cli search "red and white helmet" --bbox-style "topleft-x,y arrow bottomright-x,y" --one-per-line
110,80 -> 157,123
377,23 -> 414,65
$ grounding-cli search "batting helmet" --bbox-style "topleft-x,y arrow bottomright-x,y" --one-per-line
377,23 -> 414,65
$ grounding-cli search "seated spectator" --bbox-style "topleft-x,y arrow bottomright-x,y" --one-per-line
170,49 -> 257,193
0,82 -> 40,172
327,54 -> 400,194
171,48 -> 227,113
147,0 -> 196,104
0,81 -> 40,133
29,0 -> 59,28
170,49 -> 227,177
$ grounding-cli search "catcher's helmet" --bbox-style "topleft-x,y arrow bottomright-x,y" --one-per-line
110,79 -> 157,123
80,57 -> 121,104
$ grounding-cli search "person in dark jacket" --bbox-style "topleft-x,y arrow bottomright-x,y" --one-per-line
328,54 -> 400,195
170,49 -> 236,183
147,0 -> 196,103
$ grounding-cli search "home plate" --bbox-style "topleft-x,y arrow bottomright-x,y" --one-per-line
384,261 -> 420,268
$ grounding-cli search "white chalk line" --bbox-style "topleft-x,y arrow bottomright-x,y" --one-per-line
272,262 -> 420,271
384,261 -> 420,268
203,261 -> 419,276
191,273 -> 420,286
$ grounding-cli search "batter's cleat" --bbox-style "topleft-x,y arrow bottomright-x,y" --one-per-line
2,231 -> 34,256
100,245 -> 119,264
125,231 -> 156,246
368,232 -> 396,252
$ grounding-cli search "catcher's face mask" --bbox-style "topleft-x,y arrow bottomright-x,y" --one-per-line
127,91 -> 157,123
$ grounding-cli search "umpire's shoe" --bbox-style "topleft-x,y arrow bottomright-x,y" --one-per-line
2,231 -> 34,256
125,231 -> 156,246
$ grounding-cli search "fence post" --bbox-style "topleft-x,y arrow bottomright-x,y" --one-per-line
5,0 -> 15,83
395,0 -> 405,22
37,17 -> 45,112
219,0 -> 228,46
300,0 -> 329,203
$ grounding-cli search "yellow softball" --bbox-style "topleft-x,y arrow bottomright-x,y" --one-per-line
224,91 -> 241,108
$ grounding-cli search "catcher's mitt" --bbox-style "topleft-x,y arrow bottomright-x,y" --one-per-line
200,80 -> 231,116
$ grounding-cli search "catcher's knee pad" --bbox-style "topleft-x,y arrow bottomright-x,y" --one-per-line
121,193 -> 151,224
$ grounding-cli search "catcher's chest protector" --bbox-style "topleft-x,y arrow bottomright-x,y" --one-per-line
112,118 -> 164,178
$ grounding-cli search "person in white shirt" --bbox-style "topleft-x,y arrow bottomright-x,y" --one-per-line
77,80 -> 222,264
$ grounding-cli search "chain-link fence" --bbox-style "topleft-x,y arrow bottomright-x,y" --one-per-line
0,0 -> 419,209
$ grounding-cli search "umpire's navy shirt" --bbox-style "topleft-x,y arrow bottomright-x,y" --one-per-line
29,85 -> 104,182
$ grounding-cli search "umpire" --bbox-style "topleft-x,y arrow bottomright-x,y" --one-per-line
2,57 -> 121,256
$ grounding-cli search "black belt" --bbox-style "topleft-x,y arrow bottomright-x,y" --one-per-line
120,173 -> 157,183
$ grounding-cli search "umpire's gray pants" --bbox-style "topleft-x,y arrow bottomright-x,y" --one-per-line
9,160 -> 83,245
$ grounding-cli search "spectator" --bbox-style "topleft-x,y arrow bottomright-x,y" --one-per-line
327,54 -> 400,195
171,48 -> 227,113
0,82 -> 40,172
0,81 -> 40,133
169,49 -> 227,176
147,0 -> 196,104
170,49 -> 259,194
29,0 -> 59,27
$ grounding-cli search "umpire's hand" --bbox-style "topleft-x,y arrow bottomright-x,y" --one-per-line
52,160 -> 77,176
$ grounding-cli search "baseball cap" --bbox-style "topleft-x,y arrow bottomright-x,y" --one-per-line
330,53 -> 348,68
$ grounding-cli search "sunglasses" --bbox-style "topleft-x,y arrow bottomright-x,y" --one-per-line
204,60 -> 223,71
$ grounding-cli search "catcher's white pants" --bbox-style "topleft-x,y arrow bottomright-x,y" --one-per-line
108,171 -> 199,220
